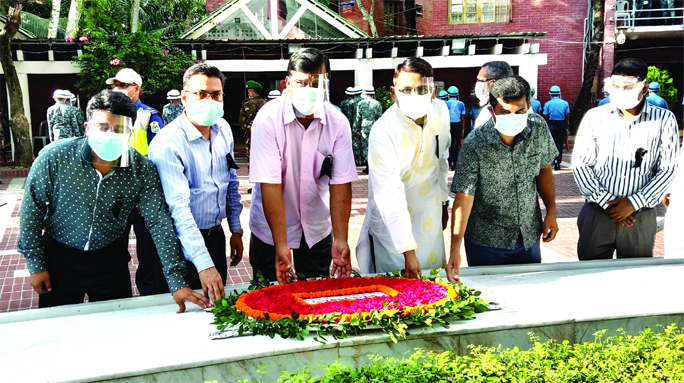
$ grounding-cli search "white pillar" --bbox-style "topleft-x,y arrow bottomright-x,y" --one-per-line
518,64 -> 539,96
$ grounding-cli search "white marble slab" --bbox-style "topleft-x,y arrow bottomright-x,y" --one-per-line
1,258 -> 683,383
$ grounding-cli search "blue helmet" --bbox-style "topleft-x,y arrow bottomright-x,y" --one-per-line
648,82 -> 660,91
530,87 -> 536,95
550,85 -> 561,94
438,90 -> 448,100
447,86 -> 459,96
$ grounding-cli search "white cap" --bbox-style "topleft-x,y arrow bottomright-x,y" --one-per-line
352,85 -> 362,95
52,89 -> 70,99
106,68 -> 143,86
268,90 -> 281,99
166,89 -> 181,99
345,87 -> 354,96
363,85 -> 375,95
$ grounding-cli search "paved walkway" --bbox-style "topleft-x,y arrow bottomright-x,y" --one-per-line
0,146 -> 666,313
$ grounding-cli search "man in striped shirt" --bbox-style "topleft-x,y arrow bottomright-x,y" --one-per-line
573,58 -> 680,260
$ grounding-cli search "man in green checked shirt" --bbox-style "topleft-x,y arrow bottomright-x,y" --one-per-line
18,89 -> 209,312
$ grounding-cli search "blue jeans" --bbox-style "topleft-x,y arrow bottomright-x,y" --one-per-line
465,235 -> 541,266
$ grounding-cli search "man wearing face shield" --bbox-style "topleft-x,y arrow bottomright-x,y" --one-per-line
473,61 -> 513,130
149,64 -> 243,304
18,90 -> 210,312
249,48 -> 357,284
573,58 -> 680,260
447,76 -> 559,281
355,57 -> 451,278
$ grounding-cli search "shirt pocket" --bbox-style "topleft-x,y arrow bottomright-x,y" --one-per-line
526,154 -> 541,180
313,150 -> 331,183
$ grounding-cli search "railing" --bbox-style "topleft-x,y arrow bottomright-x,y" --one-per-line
615,6 -> 684,29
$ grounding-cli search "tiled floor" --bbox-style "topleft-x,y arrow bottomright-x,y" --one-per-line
0,144 -> 667,313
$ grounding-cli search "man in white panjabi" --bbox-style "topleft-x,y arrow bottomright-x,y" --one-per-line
356,57 -> 451,278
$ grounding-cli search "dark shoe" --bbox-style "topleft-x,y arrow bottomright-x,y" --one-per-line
247,188 -> 252,194
361,167 -> 369,174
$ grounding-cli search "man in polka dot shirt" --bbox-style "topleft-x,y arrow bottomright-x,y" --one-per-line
18,90 -> 210,312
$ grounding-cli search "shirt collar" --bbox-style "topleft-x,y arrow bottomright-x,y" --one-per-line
135,99 -> 142,108
178,111 -> 221,141
282,91 -> 328,126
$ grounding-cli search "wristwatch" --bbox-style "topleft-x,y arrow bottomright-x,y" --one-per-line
231,229 -> 244,235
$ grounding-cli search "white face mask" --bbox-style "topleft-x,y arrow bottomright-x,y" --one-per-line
610,88 -> 643,110
113,87 -> 133,99
396,93 -> 432,120
475,81 -> 489,104
494,112 -> 528,137
291,87 -> 325,116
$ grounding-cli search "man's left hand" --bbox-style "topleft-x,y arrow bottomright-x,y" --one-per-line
173,287 -> 211,314
331,240 -> 352,278
229,233 -> 244,267
606,198 -> 635,221
442,204 -> 449,231
542,214 -> 559,242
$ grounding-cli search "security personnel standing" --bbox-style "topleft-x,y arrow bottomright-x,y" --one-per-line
437,90 -> 448,101
543,85 -> 570,170
340,87 -> 356,127
354,85 -> 383,174
238,80 -> 266,160
445,86 -> 466,170
47,90 -> 85,141
162,89 -> 184,124
106,68 -> 166,296
348,85 -> 364,165
530,87 -> 542,114
646,82 -> 669,109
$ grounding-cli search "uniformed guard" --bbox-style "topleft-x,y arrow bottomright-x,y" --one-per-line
162,89 -> 184,124
267,89 -> 281,100
106,68 -> 165,296
542,85 -> 570,170
65,91 -> 86,122
46,89 -> 85,141
445,86 -> 466,170
348,85 -> 364,165
646,82 -> 669,109
340,87 -> 355,127
238,80 -> 266,160
530,87 -> 542,114
437,90 -> 448,101
354,85 -> 383,174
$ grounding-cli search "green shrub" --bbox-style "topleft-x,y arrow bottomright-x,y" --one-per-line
241,324 -> 684,383
646,66 -> 678,111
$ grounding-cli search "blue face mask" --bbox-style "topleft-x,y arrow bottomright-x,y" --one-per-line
494,112 -> 529,137
186,99 -> 224,126
89,131 -> 128,161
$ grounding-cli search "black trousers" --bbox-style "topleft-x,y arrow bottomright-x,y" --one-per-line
449,122 -> 462,169
548,120 -> 566,166
127,208 -> 161,296
249,233 -> 333,282
577,202 -> 657,260
39,233 -> 132,308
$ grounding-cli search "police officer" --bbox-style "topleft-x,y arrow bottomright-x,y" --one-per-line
162,89 -> 184,124
437,90 -> 448,101
354,85 -> 383,174
543,85 -> 570,171
349,85 -> 364,165
530,87 -> 542,114
646,82 -> 669,109
239,80 -> 267,160
106,68 -> 166,296
445,86 -> 466,170
47,89 -> 85,141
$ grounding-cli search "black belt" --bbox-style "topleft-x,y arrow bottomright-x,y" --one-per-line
199,225 -> 222,237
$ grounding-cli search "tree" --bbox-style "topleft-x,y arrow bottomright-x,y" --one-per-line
0,0 -> 35,167
130,0 -> 140,33
404,0 -> 416,35
47,0 -> 60,38
356,0 -> 378,38
65,0 -> 83,37
569,0 -> 605,135
646,66 -> 679,111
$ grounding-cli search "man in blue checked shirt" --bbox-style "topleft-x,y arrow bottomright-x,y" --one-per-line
149,64 -> 243,303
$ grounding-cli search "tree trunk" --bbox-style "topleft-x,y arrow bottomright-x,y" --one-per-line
131,0 -> 141,33
404,0 -> 416,35
570,0 -> 605,135
47,0 -> 62,39
0,0 -> 34,167
65,0 -> 83,37
357,0 -> 378,37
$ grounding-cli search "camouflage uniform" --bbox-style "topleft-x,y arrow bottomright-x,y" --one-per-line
238,96 -> 266,158
353,97 -> 383,161
340,97 -> 356,127
346,96 -> 363,160
162,102 -> 184,125
46,101 -> 85,141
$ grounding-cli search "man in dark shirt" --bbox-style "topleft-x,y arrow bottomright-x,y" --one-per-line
447,76 -> 559,282
18,90 -> 209,312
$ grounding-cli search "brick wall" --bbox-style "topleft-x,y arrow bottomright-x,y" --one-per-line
428,0 -> 590,110
206,0 -> 225,14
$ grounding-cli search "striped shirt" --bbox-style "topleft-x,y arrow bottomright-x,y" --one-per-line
148,113 -> 243,273
572,101 -> 680,211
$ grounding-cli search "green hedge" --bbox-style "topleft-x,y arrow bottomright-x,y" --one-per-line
241,324 -> 684,383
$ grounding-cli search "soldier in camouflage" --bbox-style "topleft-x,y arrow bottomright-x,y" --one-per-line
239,80 -> 267,160
347,85 -> 363,164
340,87 -> 355,127
353,85 -> 383,174
162,89 -> 184,124
66,91 -> 86,122
46,89 -> 85,141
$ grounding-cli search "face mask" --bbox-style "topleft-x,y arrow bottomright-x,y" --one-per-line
89,131 -> 128,161
291,87 -> 325,116
113,88 -> 133,99
494,112 -> 528,137
186,99 -> 224,126
396,93 -> 432,120
475,81 -> 489,104
610,88 -> 643,110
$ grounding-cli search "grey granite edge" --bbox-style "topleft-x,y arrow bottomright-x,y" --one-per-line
574,309 -> 684,324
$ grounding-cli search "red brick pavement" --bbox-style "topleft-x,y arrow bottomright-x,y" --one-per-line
0,146 -> 667,313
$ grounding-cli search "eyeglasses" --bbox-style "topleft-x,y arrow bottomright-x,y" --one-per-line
476,78 -> 494,83
89,121 -> 131,134
395,85 -> 432,96
112,82 -> 135,89
290,75 -> 328,88
604,78 -> 644,92
184,90 -> 224,102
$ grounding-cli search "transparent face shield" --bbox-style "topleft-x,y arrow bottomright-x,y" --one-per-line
604,76 -> 645,94
288,73 -> 330,118
85,112 -> 133,167
393,77 -> 435,121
